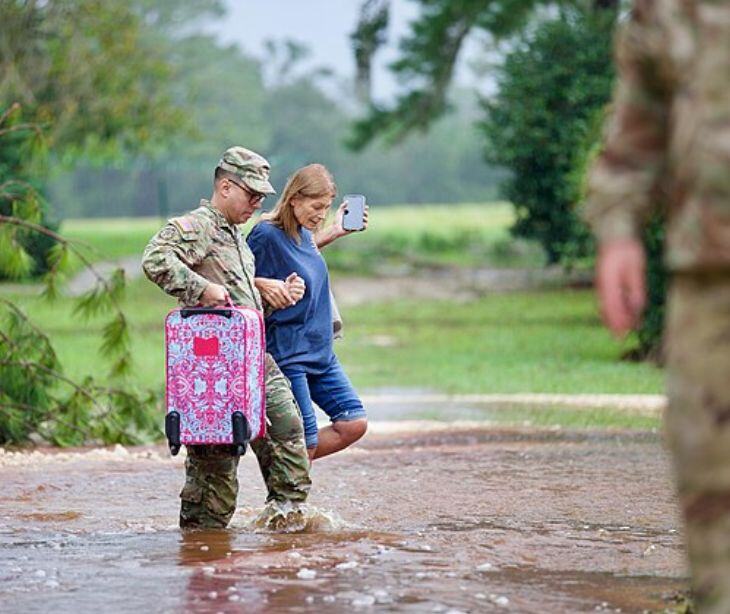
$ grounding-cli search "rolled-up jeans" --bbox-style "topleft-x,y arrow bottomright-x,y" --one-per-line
282,355 -> 366,449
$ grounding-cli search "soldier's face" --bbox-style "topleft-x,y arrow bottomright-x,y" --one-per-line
223,179 -> 264,224
291,196 -> 333,230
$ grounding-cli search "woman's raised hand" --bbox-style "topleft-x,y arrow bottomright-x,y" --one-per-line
334,201 -> 370,237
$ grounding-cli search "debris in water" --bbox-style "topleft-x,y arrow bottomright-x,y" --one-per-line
373,589 -> 391,602
112,444 -> 129,457
352,594 -> 376,607
336,561 -> 359,570
297,568 -> 317,580
476,562 -> 493,572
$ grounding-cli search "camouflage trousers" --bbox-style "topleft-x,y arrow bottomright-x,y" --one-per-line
179,354 -> 311,529
665,273 -> 730,613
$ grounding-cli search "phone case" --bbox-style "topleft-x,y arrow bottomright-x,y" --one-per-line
343,194 -> 366,231
164,305 -> 266,455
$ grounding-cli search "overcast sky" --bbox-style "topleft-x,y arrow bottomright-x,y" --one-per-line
207,0 -> 485,100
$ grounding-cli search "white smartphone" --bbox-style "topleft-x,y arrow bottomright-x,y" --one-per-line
342,194 -> 366,231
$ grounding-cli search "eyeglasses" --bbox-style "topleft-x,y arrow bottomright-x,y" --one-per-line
228,179 -> 266,205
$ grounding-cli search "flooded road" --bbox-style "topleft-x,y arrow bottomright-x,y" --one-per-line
0,425 -> 687,612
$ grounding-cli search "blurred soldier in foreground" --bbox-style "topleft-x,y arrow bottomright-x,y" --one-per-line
585,1 -> 730,610
142,147 -> 311,529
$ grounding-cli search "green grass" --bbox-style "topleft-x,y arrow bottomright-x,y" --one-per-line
3,279 -> 662,400
61,217 -> 164,272
59,203 -> 545,274
411,405 -> 660,430
335,290 -> 663,395
2,205 -> 661,432
325,202 -> 545,272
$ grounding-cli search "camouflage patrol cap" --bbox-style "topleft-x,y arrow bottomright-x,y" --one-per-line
217,146 -> 276,195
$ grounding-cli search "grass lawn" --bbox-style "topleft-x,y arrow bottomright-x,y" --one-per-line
337,290 -> 663,395
60,202 -> 545,274
1,204 -> 661,434
4,278 -> 663,401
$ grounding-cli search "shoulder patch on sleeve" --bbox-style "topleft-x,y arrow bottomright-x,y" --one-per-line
158,226 -> 177,240
169,216 -> 200,239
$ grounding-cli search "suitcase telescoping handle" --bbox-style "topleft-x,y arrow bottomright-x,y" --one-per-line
180,307 -> 232,318
181,297 -> 234,318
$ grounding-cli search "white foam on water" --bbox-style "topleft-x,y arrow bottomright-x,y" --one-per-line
236,503 -> 353,534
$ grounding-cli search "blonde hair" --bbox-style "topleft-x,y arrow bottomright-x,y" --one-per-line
262,164 -> 337,242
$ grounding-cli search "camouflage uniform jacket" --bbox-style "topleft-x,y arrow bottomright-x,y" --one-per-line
585,0 -> 730,271
142,200 -> 263,309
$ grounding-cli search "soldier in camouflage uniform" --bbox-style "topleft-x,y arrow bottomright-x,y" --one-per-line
142,146 -> 311,529
584,1 -> 730,610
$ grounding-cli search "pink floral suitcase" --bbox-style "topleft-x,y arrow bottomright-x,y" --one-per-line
164,305 -> 266,456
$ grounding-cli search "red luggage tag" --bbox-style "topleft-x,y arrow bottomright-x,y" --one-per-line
193,336 -> 219,356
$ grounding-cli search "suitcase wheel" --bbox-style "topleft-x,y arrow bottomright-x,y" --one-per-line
231,411 -> 250,457
165,411 -> 181,456
231,411 -> 251,443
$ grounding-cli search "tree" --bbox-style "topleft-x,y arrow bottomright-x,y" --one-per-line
351,0 -> 389,106
0,106 -> 158,445
0,0 -> 186,276
347,0 -> 552,149
346,0 -> 668,357
0,0 -> 196,444
0,0 -> 183,156
481,7 -> 616,263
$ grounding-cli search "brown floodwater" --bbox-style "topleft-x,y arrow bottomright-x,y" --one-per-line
0,425 -> 688,613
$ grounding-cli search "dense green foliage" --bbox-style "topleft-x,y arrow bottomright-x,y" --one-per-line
0,124 -> 160,445
0,0 -> 184,157
0,0 -> 188,276
637,220 -> 667,360
0,105 -> 57,278
348,0 -> 547,149
481,8 -> 616,263
0,0 -> 188,444
49,88 -> 501,217
42,1 -> 502,218
348,0 -> 665,357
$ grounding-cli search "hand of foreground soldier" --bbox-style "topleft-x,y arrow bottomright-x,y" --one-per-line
200,282 -> 230,307
255,277 -> 295,309
285,272 -> 306,303
595,238 -> 647,336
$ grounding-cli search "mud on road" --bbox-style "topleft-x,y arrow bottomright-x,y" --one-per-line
0,425 -> 687,613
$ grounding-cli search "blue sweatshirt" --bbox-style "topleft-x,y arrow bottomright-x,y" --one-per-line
246,221 -> 334,373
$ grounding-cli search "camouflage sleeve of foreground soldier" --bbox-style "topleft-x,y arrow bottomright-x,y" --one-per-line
141,217 -> 212,306
584,0 -> 672,237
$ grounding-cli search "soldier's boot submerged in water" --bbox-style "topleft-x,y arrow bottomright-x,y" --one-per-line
252,500 -> 306,532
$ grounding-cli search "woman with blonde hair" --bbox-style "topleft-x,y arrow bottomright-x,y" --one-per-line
247,164 -> 368,461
